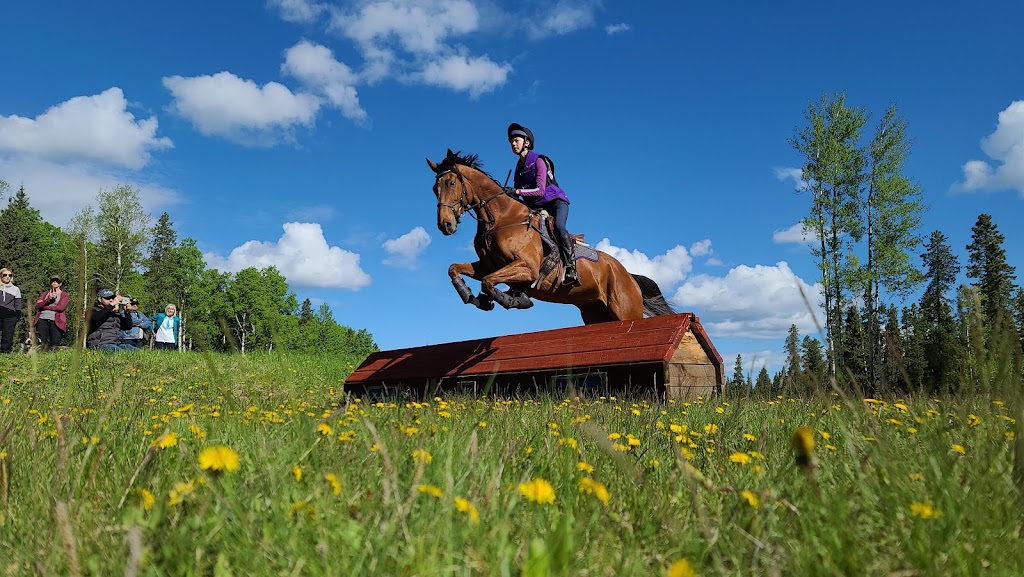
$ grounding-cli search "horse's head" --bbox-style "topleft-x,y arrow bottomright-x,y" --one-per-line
427,149 -> 477,236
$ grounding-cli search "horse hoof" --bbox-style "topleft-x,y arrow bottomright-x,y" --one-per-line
473,293 -> 495,311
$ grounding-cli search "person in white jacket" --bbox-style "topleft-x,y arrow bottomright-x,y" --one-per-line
0,268 -> 23,353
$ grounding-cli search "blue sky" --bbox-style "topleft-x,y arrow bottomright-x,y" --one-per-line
1,1 -> 1022,373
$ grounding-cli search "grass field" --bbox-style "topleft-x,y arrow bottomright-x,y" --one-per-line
1,350 -> 1023,576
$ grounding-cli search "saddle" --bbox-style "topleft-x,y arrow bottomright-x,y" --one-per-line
529,210 -> 599,287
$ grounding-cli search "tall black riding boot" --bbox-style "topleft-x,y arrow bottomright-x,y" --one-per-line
562,246 -> 580,286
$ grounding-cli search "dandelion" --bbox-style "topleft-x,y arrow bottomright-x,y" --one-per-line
477,421 -> 487,428
559,437 -> 578,450
518,478 -> 556,504
577,461 -> 595,474
792,426 -> 818,474
967,414 -> 981,427
649,459 -> 660,469
290,501 -> 315,521
454,497 -> 480,524
337,430 -> 356,442
704,424 -> 718,434
578,477 -> 610,505
292,465 -> 302,482
670,424 -> 687,434
198,446 -> 240,473
909,502 -> 941,519
667,558 -> 696,577
325,473 -> 341,496
909,472 -> 924,481
402,426 -> 419,436
316,423 -> 333,436
729,452 -> 752,465
418,484 -> 443,498
168,480 -> 196,506
951,444 -> 966,455
155,431 -> 178,449
139,488 -> 155,511
742,433 -> 756,442
740,489 -> 760,508
608,432 -> 622,441
411,449 -> 433,464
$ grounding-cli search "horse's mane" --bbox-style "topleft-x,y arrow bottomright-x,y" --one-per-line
438,151 -> 503,188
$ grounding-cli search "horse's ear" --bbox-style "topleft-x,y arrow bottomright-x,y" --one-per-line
426,158 -> 439,172
446,148 -> 456,160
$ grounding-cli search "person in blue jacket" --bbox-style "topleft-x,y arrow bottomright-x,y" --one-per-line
507,123 -> 579,286
151,303 -> 181,351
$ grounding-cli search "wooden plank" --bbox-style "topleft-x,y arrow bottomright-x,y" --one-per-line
670,332 -> 712,365
666,363 -> 716,387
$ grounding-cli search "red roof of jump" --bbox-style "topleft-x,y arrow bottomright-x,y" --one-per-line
346,313 -> 721,384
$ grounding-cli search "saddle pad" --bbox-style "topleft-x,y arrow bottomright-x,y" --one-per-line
573,242 -> 599,262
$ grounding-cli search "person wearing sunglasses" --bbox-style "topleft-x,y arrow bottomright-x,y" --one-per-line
34,275 -> 69,350
0,268 -> 23,353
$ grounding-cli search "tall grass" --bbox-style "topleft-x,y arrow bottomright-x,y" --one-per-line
1,350 -> 1023,575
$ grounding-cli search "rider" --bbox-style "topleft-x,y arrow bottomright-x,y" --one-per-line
507,122 -> 579,286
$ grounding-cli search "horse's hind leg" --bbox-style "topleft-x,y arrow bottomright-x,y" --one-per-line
577,303 -> 613,325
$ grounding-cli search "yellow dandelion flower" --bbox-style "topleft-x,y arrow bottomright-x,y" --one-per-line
909,502 -> 941,519
577,461 -> 595,474
670,423 -> 687,434
667,558 -> 696,577
818,430 -> 831,440
292,465 -> 302,482
337,430 -> 356,442
608,432 -> 622,441
411,449 -> 433,464
518,478 -> 556,505
139,488 -> 155,511
729,452 -> 752,465
649,458 -> 660,468
612,442 -> 629,452
951,444 -> 966,455
704,424 -> 718,434
418,484 -> 443,498
454,497 -> 480,524
742,433 -> 756,442
477,421 -> 487,428
967,414 -> 981,427
316,423 -> 333,436
402,426 -> 419,436
887,418 -> 903,425
155,431 -> 178,449
559,437 -> 578,450
198,446 -> 240,473
578,477 -> 610,506
793,426 -> 818,473
290,501 -> 315,521
189,424 -> 206,439
325,473 -> 341,496
168,480 -> 196,506
908,472 -> 924,481
740,489 -> 760,508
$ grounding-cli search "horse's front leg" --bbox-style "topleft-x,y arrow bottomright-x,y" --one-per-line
448,262 -> 494,310
481,260 -> 539,310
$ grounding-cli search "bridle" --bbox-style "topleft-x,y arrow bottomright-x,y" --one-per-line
434,164 -> 508,225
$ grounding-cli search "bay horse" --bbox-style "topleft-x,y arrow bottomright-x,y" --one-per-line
427,149 -> 675,324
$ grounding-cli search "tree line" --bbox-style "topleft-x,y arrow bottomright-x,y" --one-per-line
728,92 -> 1022,398
0,181 -> 377,357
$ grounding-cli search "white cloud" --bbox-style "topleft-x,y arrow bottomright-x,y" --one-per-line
774,166 -> 809,191
204,222 -> 371,289
705,257 -> 723,266
0,88 -> 172,170
382,226 -> 431,268
671,261 -> 824,338
419,53 -> 512,97
282,40 -> 367,122
163,72 -> 321,145
955,100 -> 1024,196
689,239 -> 712,257
531,2 -> 597,38
593,239 -> 693,291
0,156 -> 182,228
269,0 -> 325,23
725,349 -> 786,377
605,23 -> 630,35
330,0 -> 479,55
772,222 -> 818,245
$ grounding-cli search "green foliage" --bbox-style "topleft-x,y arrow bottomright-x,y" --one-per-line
92,184 -> 150,294
966,213 -> 1018,327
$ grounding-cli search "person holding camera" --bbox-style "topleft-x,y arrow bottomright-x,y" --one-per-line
119,297 -> 150,349
0,268 -> 23,353
86,289 -> 138,351
33,275 -> 70,350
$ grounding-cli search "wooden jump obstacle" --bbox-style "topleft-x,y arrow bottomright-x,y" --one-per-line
345,313 -> 724,401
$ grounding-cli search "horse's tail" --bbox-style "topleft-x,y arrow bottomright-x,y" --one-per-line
631,274 -> 676,317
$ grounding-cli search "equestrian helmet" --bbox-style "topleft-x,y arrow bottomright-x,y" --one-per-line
507,123 -> 535,149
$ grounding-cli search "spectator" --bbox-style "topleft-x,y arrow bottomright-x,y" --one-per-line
86,289 -> 137,351
152,303 -> 181,351
34,275 -> 70,350
0,267 -> 22,353
119,297 -> 150,349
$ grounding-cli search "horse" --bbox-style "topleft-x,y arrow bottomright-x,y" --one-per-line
426,149 -> 676,324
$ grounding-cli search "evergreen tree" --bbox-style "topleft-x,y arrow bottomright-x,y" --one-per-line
896,304 -> 924,394
299,298 -> 315,324
966,214 -> 1017,326
840,303 -> 868,387
801,336 -> 826,393
783,324 -> 802,390
789,92 -> 867,380
143,212 -> 180,310
728,354 -> 751,398
920,230 -> 960,327
0,186 -> 54,345
755,367 -> 772,395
